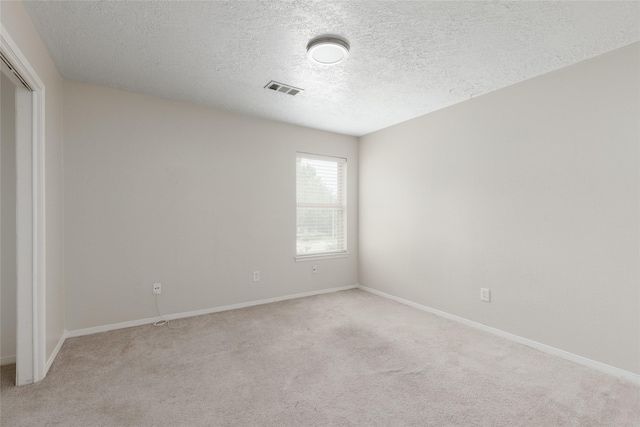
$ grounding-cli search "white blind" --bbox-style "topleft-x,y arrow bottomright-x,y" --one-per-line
296,153 -> 347,256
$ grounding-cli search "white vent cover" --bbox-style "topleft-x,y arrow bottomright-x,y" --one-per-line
264,81 -> 303,96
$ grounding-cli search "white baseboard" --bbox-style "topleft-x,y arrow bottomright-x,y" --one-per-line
1,331 -> 67,371
357,284 -> 640,385
1,354 -> 16,366
45,331 -> 67,375
67,284 -> 358,339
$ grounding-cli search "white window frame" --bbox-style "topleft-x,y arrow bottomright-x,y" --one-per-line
295,153 -> 348,262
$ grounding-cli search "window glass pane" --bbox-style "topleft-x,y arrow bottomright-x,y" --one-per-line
296,154 -> 346,256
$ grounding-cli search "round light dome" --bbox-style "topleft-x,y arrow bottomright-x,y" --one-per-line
307,37 -> 350,65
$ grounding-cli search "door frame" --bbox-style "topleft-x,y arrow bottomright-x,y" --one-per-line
1,23 -> 46,385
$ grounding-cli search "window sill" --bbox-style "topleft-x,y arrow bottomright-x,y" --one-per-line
295,252 -> 350,262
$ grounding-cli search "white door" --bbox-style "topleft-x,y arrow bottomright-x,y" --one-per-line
1,23 -> 47,386
1,52 -> 36,386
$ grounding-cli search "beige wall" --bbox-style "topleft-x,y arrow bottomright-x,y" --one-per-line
0,1 -> 66,360
63,81 -> 358,330
359,43 -> 640,374
1,73 -> 17,362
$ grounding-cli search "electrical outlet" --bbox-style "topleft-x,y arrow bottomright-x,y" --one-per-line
253,271 -> 260,282
312,265 -> 318,274
153,283 -> 162,295
480,288 -> 490,302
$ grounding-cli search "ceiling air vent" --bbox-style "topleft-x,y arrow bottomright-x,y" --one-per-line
264,81 -> 303,96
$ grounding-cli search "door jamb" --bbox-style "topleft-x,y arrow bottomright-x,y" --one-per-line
1,23 -> 46,385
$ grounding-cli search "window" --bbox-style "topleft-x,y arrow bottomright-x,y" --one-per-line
296,153 -> 347,258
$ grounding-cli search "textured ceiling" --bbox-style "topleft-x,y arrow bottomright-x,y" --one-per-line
24,1 -> 640,136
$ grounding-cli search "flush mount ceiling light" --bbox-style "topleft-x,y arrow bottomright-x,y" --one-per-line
307,36 -> 350,65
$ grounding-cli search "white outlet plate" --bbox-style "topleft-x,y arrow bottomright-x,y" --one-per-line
480,288 -> 490,302
312,265 -> 318,274
253,271 -> 260,282
153,283 -> 162,295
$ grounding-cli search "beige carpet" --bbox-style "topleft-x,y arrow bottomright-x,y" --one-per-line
1,289 -> 638,426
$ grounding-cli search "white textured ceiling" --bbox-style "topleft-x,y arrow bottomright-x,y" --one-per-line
24,1 -> 640,136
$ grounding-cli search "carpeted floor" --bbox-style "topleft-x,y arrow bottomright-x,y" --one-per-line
1,289 -> 638,426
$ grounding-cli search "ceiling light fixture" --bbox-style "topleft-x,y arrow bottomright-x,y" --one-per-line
307,36 -> 350,65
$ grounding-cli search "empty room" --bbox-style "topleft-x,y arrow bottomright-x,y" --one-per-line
0,1 -> 638,425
